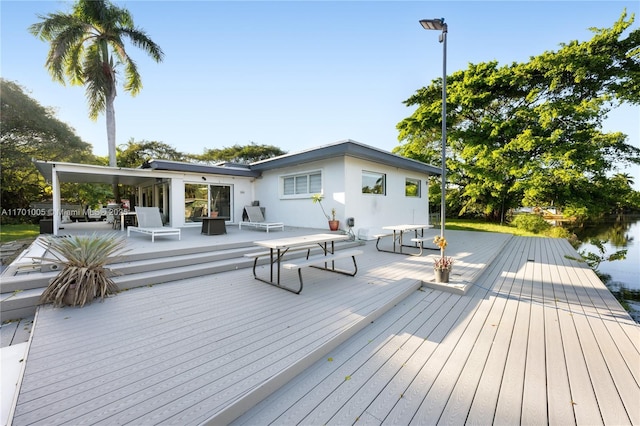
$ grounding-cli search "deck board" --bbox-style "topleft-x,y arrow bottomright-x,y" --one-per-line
10,230 -> 639,426
234,235 -> 639,426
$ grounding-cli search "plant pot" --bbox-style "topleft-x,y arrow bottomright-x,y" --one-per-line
328,220 -> 340,231
434,268 -> 450,283
210,211 -> 219,218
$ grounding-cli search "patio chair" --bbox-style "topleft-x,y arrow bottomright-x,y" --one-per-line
127,207 -> 181,242
239,206 -> 284,233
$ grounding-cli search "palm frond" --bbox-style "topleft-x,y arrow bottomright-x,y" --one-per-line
30,0 -> 163,126
38,233 -> 128,307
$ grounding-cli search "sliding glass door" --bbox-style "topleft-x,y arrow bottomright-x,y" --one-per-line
184,183 -> 232,223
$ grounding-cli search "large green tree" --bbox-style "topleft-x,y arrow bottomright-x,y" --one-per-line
117,139 -> 188,168
0,79 -> 96,214
29,0 -> 164,168
396,10 -> 640,221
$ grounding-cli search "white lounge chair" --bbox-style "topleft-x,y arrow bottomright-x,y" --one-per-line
127,207 -> 181,242
239,206 -> 284,233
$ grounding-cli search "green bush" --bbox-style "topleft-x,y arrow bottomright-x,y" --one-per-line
547,226 -> 572,239
511,214 -> 551,234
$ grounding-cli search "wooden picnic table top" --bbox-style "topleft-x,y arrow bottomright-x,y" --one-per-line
382,224 -> 432,232
253,233 -> 349,249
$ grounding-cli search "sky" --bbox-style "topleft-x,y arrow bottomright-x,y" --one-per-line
1,0 -> 639,187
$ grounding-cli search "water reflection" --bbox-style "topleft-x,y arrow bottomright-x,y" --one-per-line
571,215 -> 640,291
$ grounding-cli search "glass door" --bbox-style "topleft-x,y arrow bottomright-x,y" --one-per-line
184,183 -> 232,223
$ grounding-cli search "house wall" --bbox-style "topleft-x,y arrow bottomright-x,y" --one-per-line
252,156 -> 431,236
251,158 -> 345,228
343,157 -> 430,235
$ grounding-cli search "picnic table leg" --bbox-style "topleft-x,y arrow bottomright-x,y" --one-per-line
276,248 -> 281,284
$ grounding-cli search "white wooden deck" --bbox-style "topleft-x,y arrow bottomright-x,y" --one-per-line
8,231 -> 639,425
232,236 -> 640,426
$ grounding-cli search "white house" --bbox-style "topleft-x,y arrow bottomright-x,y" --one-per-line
35,139 -> 442,237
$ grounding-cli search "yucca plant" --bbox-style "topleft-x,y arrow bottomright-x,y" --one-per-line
38,233 -> 128,307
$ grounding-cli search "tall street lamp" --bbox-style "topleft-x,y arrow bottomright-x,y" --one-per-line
419,18 -> 448,242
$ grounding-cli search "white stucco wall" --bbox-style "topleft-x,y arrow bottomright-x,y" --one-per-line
343,157 -> 430,235
252,156 -> 431,235
251,158 -> 345,228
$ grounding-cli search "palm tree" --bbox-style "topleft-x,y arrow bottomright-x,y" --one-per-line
29,0 -> 164,168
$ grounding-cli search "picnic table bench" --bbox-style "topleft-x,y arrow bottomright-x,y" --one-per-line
249,234 -> 362,294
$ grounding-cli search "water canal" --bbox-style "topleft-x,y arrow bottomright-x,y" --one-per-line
574,215 -> 639,292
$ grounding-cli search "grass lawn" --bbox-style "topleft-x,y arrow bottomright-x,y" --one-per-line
446,218 -> 542,237
0,223 -> 39,243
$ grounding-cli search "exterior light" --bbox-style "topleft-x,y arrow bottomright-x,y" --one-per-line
420,17 -> 448,242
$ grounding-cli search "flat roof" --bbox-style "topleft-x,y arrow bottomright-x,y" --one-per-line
250,139 -> 442,175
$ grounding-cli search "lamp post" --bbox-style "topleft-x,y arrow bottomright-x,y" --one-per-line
419,18 -> 448,242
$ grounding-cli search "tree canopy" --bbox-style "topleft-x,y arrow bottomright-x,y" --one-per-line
395,10 -> 640,221
1,79 -> 98,213
198,142 -> 287,164
117,139 -> 189,168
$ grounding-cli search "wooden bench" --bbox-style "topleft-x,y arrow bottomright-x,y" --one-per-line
409,236 -> 440,256
244,245 -> 317,276
280,249 -> 363,293
375,226 -> 435,256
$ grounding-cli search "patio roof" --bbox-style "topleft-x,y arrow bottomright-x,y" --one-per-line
33,160 -> 176,186
141,159 -> 260,178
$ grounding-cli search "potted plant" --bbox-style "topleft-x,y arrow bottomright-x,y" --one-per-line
433,235 -> 454,283
312,194 -> 340,231
210,190 -> 220,217
38,232 -> 128,307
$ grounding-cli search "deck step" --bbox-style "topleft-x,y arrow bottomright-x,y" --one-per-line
203,278 -> 422,425
0,241 -> 363,322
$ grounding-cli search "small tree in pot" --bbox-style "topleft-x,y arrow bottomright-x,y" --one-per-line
311,194 -> 340,231
38,232 -> 128,307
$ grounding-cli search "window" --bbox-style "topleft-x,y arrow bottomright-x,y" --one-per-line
405,178 -> 421,197
362,171 -> 386,195
282,171 -> 322,196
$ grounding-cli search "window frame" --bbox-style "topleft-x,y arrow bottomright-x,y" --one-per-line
361,170 -> 386,195
281,170 -> 323,199
405,177 -> 421,198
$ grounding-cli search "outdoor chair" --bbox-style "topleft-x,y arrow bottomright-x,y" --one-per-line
127,207 -> 181,242
239,206 -> 284,233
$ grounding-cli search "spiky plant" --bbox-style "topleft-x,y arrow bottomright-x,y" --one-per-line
38,233 -> 127,307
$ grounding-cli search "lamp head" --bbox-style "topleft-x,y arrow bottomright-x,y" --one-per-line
419,18 -> 447,32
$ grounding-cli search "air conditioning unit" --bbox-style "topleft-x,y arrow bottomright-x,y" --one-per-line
41,263 -> 62,273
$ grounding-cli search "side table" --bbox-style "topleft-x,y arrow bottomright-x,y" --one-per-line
201,217 -> 227,235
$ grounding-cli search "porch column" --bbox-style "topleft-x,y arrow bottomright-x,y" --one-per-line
51,164 -> 60,236
169,177 -> 185,228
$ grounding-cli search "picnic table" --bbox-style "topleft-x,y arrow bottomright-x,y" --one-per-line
375,224 -> 436,256
247,233 -> 362,294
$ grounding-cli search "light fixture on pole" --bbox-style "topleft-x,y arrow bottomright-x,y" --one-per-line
419,17 -> 448,241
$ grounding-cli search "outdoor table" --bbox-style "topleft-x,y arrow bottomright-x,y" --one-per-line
377,224 -> 435,256
117,211 -> 137,231
200,217 -> 227,235
251,233 -> 352,293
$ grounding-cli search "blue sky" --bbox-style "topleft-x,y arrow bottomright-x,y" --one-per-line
1,1 -> 639,186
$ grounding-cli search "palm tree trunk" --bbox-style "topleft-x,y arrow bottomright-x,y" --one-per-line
106,89 -> 120,202
106,91 -> 117,167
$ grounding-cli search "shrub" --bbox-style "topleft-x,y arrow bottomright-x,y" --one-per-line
511,214 -> 551,234
547,226 -> 572,239
38,233 -> 127,307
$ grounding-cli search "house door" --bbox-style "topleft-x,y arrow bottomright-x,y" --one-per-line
184,183 -> 232,223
